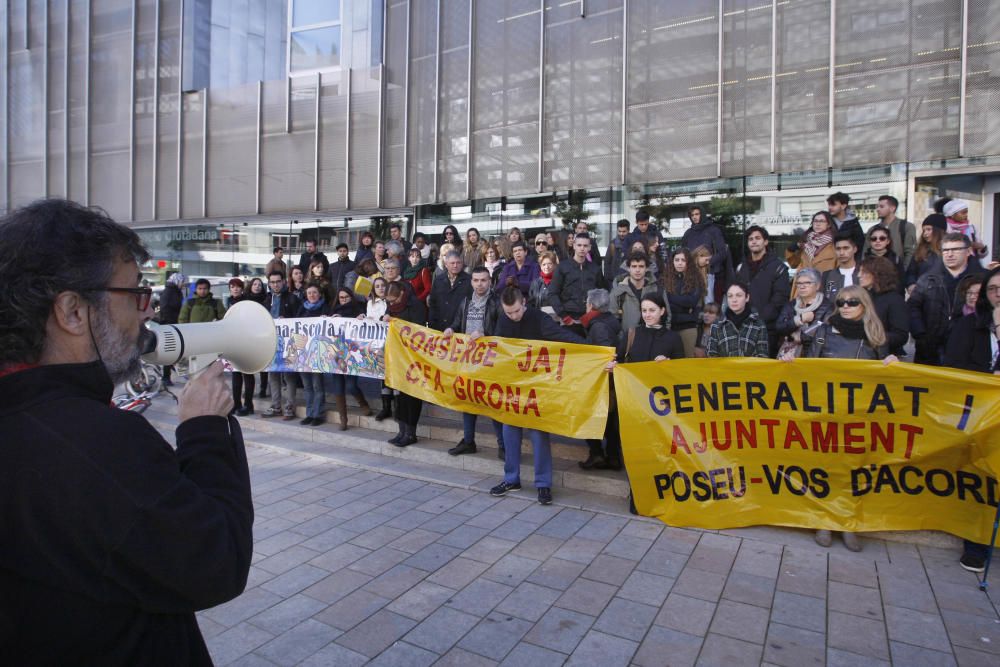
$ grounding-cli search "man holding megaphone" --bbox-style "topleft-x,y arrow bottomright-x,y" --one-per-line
0,199 -> 255,665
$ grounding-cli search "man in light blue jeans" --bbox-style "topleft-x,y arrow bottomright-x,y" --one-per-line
261,271 -> 299,420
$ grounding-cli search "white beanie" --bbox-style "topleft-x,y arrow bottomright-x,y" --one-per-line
943,199 -> 969,218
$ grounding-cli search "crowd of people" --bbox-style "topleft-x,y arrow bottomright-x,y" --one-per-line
167,194 -> 998,570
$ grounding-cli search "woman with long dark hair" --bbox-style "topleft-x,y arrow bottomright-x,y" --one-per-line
384,281 -> 427,447
858,256 -> 909,358
907,214 -> 945,290
864,224 -> 905,293
661,248 -> 705,357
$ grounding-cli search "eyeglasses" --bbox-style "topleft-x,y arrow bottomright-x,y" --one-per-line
836,298 -> 862,308
268,279 -> 284,285
795,281 -> 816,287
941,246 -> 968,254
83,287 -> 153,311
869,236 -> 889,242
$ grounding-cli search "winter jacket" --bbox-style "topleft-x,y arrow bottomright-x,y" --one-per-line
908,262 -> 986,343
906,253 -> 940,287
617,324 -> 685,363
549,259 -> 609,318
864,249 -> 906,294
461,242 -> 485,271
681,218 -> 729,276
264,289 -> 300,319
943,311 -> 998,374
734,252 -> 791,330
585,312 -> 621,348
297,250 -> 330,276
495,306 -> 585,344
178,294 -> 226,323
264,257 -> 287,280
296,300 -> 334,318
495,259 -> 540,298
528,276 -> 555,310
821,266 -> 860,302
775,296 -> 834,356
427,271 -> 472,330
327,258 -> 356,290
449,292 -> 502,336
869,288 -> 909,356
609,277 -> 672,333
664,279 -> 702,330
706,310 -> 770,358
0,362 -> 252,666
157,283 -> 183,325
807,324 -> 886,360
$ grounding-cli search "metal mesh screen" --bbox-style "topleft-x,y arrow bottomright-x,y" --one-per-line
406,0 -> 438,204
471,0 -> 542,199
8,0 -> 45,209
720,0 -> 772,178
180,91 -> 204,218
156,3 -> 180,219
133,0 -> 156,220
543,0 -> 622,191
438,0 -> 470,203
318,73 -> 347,211
774,0 -> 829,173
88,0 -> 132,221
383,0 -> 407,207
833,0 -> 961,167
627,0 -> 719,185
964,0 -> 1000,158
350,67 -> 381,208
206,82 -> 257,217
47,3 -> 66,197
260,78 -> 315,214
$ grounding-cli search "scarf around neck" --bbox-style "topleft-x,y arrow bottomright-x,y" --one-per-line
803,230 -> 833,258
829,313 -> 867,340
303,298 -> 325,312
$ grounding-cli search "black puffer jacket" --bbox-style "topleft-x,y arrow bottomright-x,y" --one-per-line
585,312 -> 621,348
908,263 -> 986,342
549,259 -> 608,318
735,252 -> 791,329
617,325 -> 685,362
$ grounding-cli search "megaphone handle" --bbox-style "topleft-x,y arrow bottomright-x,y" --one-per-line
188,354 -> 222,377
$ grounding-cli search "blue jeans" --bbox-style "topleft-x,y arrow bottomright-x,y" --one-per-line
462,413 -> 505,446
502,424 -> 552,489
300,373 -> 325,418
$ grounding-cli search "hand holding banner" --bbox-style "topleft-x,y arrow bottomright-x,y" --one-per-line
385,320 -> 615,439
614,358 -> 1000,544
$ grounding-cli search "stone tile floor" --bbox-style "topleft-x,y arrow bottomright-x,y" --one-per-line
196,444 -> 1000,666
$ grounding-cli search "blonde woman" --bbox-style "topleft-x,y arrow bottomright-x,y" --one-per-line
692,245 -> 716,304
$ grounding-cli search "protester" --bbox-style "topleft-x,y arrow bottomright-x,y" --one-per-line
388,222 -> 411,254
694,302 -> 720,357
443,266 -> 504,458
907,214 -> 945,289
462,227 -> 485,270
821,232 -> 860,302
224,277 -> 245,309
705,281 -> 769,358
288,265 -> 307,300
265,246 -> 287,280
604,218 -> 632,282
373,240 -> 388,273
859,256 -> 909,358
412,232 -> 431,261
943,266 -> 1000,573
0,199 -> 252,664
497,241 -> 539,299
573,220 -> 602,264
482,242 -> 505,288
528,251 -> 558,311
943,199 -> 988,258
385,282 -> 427,446
361,277 -> 394,421
306,259 -> 333,302
296,285 -> 333,426
909,233 -> 987,365
328,242 -> 356,290
261,271 -> 300,420
865,195 -> 916,269
549,233 -> 609,335
326,287 -> 369,430
428,251 -> 471,330
827,191 -> 864,258
797,211 -> 837,277
680,205 -> 729,301
385,240 -> 405,263
245,277 -> 270,398
531,234 -> 550,260
662,248 -> 704,357
864,224 -> 906,292
442,224 -> 462,250
157,272 -> 185,386
355,231 -> 376,265
404,246 -> 433,302
735,225 -> 790,356
610,252 -> 671,336
579,289 -> 622,471
434,242 -> 457,277
692,245 -> 720,304
490,286 -> 585,506
625,210 -> 659,249
775,268 -> 831,359
297,238 -> 329,277
956,274 -> 984,318
179,278 -> 226,324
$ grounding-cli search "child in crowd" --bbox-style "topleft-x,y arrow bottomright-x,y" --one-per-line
693,302 -> 720,358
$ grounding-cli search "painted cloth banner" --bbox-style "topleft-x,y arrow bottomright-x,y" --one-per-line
614,358 -> 1000,544
266,317 -> 387,378
384,320 -> 615,439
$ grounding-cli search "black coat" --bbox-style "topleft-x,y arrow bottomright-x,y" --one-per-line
908,262 -> 986,343
495,306 -> 585,344
158,283 -> 183,325
0,362 -> 252,666
264,289 -> 301,319
821,266 -> 860,302
585,312 -> 621,348
328,257 -> 356,290
870,288 -> 909,356
549,259 -> 608,318
665,280 -> 703,330
450,292 -> 501,336
297,250 -> 330,276
427,272 -> 472,331
944,312 -> 997,374
617,325 -> 686,362
735,252 -> 791,329
680,218 -> 729,276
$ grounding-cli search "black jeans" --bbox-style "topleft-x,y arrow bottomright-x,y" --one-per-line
232,373 -> 256,410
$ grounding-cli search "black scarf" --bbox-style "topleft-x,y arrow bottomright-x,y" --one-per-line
829,313 -> 867,341
727,307 -> 751,329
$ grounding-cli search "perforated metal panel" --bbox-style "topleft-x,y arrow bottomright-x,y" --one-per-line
206,82 -> 257,217
437,0 -> 469,203
627,0 -> 719,185
318,73 -> 347,211
406,0 -> 438,204
543,0 -> 622,191
180,91 -> 204,219
965,0 -> 1000,158
47,2 -> 66,197
260,79 -> 315,214
350,67 -> 381,208
720,0 -> 772,178
833,0 -> 961,167
774,0 -> 829,173
156,3 -> 180,219
383,0 -> 408,208
471,0 -> 542,200
133,0 -> 157,220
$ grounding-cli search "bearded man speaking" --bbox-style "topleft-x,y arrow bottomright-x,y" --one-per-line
0,199 -> 253,665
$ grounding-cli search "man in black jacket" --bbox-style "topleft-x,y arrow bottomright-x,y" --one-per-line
827,192 -> 865,261
297,238 -> 329,276
550,233 -> 609,335
0,199 -> 252,666
327,242 -> 356,290
427,251 -> 472,330
262,271 -> 301,419
443,266 -> 504,457
821,232 -> 861,302
735,225 -> 791,357
579,288 -> 622,471
489,287 -> 584,506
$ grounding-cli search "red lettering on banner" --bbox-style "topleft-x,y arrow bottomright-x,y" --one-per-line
783,421 -> 808,451
671,426 -> 691,454
899,424 -> 923,459
843,422 -> 866,453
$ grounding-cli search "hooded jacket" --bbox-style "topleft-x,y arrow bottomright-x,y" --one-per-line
178,293 -> 226,324
681,216 -> 729,276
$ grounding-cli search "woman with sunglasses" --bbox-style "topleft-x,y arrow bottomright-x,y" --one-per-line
326,287 -> 368,430
858,256 -> 910,358
804,285 -> 897,552
864,225 -> 905,294
441,224 -> 462,251
776,267 -> 832,359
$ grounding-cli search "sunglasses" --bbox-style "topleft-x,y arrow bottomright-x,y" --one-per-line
535,241 -> 547,245
836,298 -> 862,308
83,286 -> 154,311
869,236 -> 888,242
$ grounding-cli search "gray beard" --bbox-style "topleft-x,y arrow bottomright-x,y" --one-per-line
91,306 -> 147,385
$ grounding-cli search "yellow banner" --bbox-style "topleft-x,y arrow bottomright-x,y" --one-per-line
385,320 -> 615,439
614,358 -> 1000,544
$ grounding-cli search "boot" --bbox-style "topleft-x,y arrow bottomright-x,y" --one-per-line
375,395 -> 393,421
335,395 -> 348,431
388,419 -> 405,445
398,423 -> 418,447
579,440 -> 607,470
355,392 -> 373,417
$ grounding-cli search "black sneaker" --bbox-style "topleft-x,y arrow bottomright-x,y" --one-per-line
490,481 -> 521,497
300,417 -> 315,426
448,439 -> 477,456
537,487 -> 552,505
960,553 -> 986,573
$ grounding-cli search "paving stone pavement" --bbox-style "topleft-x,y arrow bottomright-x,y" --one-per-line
199,444 -> 1000,666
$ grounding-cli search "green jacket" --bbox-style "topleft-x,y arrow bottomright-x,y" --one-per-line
178,294 -> 225,323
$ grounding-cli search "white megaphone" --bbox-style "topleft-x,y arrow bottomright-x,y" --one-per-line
142,300 -> 278,374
